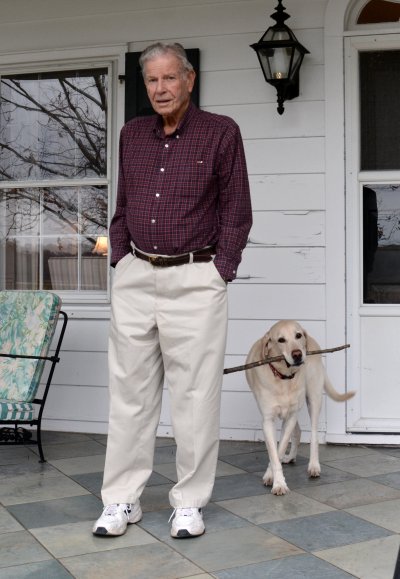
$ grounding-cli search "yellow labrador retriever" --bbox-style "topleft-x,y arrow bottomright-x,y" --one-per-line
245,320 -> 355,495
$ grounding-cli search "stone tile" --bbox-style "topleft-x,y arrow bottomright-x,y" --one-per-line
0,446 -> 38,465
31,520 -> 156,558
346,498 -> 400,533
0,559 -> 73,578
0,530 -> 52,568
0,506 -> 23,534
30,440 -> 106,461
217,440 -> 265,457
297,477 -> 400,509
50,454 -> 105,476
39,431 -> 93,445
0,472 -> 89,506
0,460 -> 57,480
370,470 -> 400,490
365,446 -> 400,459
153,444 -> 177,464
140,483 -> 174,512
325,453 -> 400,477
139,503 -> 251,542
211,473 -> 267,501
89,433 -> 107,445
154,459 -> 245,483
155,437 -> 176,448
164,525 -> 302,572
262,510 -> 392,552
60,543 -> 202,579
258,462 -> 357,491
213,553 -> 354,578
70,472 -> 103,496
8,494 -> 103,529
218,451 -> 270,473
316,534 -> 400,579
297,443 -> 379,462
217,491 -> 334,525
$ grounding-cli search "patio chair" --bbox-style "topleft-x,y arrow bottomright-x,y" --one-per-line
0,290 -> 68,462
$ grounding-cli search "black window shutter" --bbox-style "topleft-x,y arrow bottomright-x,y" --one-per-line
124,48 -> 200,123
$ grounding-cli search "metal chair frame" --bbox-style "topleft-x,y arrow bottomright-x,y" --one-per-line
0,310 -> 68,462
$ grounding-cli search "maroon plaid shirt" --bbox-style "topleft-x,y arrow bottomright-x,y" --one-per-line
109,102 -> 252,281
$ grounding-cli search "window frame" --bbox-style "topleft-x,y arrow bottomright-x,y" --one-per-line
0,45 -> 126,313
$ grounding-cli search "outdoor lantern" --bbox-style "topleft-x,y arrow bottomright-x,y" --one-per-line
250,0 -> 309,115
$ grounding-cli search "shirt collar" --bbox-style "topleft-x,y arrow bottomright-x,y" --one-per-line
153,101 -> 198,139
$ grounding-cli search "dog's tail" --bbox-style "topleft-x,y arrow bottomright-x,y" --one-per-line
324,370 -> 356,402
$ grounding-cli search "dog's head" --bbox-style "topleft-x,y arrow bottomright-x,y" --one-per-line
261,320 -> 308,370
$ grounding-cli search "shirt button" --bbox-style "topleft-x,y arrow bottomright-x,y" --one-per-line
164,144 -> 169,148
154,245 -> 158,250
151,219 -> 156,224
156,193 -> 160,198
160,168 -> 165,172
176,135 -> 180,139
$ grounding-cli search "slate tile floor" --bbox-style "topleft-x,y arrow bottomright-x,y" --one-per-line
1,433 -> 400,578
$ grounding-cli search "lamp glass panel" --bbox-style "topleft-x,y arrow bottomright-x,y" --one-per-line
270,47 -> 291,79
258,49 -> 274,80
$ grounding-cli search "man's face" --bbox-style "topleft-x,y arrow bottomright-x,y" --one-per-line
143,53 -> 195,121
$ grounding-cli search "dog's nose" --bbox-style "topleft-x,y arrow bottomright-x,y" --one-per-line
292,349 -> 303,364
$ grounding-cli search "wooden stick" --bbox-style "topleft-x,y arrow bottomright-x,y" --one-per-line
223,344 -> 350,375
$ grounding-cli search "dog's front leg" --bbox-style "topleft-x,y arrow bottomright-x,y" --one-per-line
262,420 -> 289,495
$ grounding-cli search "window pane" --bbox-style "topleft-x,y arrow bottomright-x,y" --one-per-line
363,184 -> 400,303
0,68 -> 107,181
0,186 -> 108,291
4,238 -> 39,289
360,51 -> 400,170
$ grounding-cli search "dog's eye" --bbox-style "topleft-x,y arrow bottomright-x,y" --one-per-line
295,332 -> 303,339
278,337 -> 286,343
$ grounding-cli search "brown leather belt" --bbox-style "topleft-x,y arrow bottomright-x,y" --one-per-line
134,247 -> 215,267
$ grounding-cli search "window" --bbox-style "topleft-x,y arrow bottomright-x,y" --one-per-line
358,0 -> 400,24
0,66 -> 110,298
360,50 -> 400,170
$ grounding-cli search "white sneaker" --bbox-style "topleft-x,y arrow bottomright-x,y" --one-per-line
92,502 -> 142,536
170,507 -> 205,538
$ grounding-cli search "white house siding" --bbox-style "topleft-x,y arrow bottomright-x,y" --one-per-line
0,0 -> 330,439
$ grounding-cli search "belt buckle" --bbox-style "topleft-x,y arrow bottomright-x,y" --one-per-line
149,255 -> 166,266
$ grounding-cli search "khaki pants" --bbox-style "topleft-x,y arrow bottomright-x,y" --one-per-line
101,253 -> 228,507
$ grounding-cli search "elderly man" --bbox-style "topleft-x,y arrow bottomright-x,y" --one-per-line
93,42 -> 252,539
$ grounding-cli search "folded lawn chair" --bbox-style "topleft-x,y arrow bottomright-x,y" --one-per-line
0,291 -> 68,462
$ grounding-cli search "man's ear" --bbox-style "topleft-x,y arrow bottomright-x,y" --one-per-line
187,69 -> 196,94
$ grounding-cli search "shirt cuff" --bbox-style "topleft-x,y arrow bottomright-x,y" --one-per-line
213,255 -> 239,282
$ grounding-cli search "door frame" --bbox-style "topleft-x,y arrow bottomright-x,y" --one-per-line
324,0 -> 400,443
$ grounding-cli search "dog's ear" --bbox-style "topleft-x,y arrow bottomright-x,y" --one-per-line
301,326 -> 309,348
261,333 -> 270,359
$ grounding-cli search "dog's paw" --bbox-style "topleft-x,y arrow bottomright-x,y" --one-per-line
271,482 -> 290,495
282,454 -> 296,464
263,467 -> 273,486
308,463 -> 321,478
263,474 -> 273,486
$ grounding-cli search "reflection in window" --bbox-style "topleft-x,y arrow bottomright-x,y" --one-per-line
1,186 -> 108,291
360,51 -> 400,171
0,67 -> 109,296
363,184 -> 400,303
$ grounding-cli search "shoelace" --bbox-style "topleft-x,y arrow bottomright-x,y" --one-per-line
103,503 -> 129,517
168,507 -> 198,522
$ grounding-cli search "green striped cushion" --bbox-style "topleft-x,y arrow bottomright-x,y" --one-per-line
0,291 -> 62,403
0,401 -> 34,421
